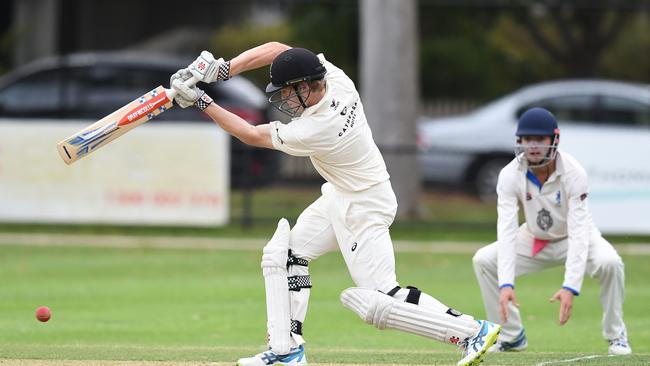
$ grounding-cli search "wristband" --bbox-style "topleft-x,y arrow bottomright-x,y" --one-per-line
195,93 -> 213,111
218,60 -> 231,81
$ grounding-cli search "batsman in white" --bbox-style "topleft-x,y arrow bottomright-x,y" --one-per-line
472,107 -> 632,355
169,42 -> 500,366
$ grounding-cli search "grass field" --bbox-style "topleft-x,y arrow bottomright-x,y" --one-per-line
1,236 -> 649,365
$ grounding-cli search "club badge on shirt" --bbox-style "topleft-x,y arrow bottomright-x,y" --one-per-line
537,208 -> 553,231
555,191 -> 561,207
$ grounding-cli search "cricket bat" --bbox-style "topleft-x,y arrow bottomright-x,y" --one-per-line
57,75 -> 199,165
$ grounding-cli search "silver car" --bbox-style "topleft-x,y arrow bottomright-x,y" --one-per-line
417,79 -> 650,201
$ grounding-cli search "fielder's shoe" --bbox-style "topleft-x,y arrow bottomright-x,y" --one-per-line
236,345 -> 307,366
608,331 -> 632,355
457,320 -> 501,366
487,329 -> 528,352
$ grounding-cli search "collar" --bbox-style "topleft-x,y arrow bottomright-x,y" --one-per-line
545,151 -> 565,183
298,84 -> 329,118
523,150 -> 565,189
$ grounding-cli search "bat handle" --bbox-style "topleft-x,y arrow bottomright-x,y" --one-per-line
166,75 -> 200,99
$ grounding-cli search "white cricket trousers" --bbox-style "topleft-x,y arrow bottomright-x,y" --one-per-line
282,180 -> 399,345
290,180 -> 399,292
472,224 -> 627,342
284,180 -> 480,347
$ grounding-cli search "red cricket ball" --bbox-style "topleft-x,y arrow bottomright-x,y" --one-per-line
35,306 -> 51,322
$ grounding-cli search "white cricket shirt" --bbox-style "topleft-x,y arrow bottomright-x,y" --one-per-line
269,54 -> 390,192
496,151 -> 594,293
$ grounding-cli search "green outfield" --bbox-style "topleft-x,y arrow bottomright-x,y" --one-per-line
1,238 -> 649,366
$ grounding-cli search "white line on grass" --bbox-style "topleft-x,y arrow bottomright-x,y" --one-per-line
0,232 -> 648,255
535,354 -> 613,366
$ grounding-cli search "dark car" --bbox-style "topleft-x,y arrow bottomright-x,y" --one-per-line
0,52 -> 279,187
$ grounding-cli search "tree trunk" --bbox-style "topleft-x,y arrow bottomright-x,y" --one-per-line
360,0 -> 421,218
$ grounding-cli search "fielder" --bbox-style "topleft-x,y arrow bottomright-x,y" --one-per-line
472,107 -> 632,355
168,42 -> 500,366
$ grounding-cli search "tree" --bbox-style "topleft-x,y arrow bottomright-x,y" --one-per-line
514,2 -> 632,77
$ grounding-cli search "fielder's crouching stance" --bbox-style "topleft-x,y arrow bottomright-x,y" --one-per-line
473,108 -> 631,355
169,41 -> 500,366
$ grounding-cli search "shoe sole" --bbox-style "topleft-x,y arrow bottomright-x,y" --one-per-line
458,325 -> 502,366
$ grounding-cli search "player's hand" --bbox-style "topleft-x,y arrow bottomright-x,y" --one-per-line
499,286 -> 519,323
170,69 -> 204,108
549,288 -> 574,325
170,68 -> 193,84
189,51 -> 229,83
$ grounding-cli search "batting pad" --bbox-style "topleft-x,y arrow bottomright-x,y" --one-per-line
262,219 -> 292,354
341,287 -> 479,344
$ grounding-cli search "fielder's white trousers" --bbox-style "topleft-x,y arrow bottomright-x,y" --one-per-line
472,224 -> 627,342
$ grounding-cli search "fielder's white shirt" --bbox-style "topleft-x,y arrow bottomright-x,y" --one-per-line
269,54 -> 390,192
496,151 -> 594,293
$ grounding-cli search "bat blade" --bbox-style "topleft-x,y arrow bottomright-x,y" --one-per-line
57,86 -> 174,165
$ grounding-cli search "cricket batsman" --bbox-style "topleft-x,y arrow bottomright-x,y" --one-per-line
168,42 -> 500,366
472,107 -> 632,355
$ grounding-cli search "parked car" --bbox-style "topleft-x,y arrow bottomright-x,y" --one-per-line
417,79 -> 650,201
0,52 -> 280,188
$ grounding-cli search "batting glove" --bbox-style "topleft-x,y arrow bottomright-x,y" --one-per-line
170,69 -> 199,108
189,51 -> 231,84
170,70 -> 213,111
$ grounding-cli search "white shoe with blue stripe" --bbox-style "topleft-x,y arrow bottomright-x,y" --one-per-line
487,329 -> 528,352
236,345 -> 307,366
608,331 -> 632,355
457,320 -> 501,366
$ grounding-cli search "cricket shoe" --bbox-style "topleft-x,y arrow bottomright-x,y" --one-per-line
608,331 -> 632,355
487,329 -> 528,352
457,320 -> 501,366
236,345 -> 307,366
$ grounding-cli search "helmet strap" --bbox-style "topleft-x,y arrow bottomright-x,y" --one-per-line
293,84 -> 309,109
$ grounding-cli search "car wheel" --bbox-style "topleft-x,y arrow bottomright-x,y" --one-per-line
474,158 -> 511,202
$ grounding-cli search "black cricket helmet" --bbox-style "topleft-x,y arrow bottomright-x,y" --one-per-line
267,48 -> 326,117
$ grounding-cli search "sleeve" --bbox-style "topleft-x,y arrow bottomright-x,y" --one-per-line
563,170 -> 590,295
268,120 -> 315,157
496,167 -> 520,288
318,54 -> 342,75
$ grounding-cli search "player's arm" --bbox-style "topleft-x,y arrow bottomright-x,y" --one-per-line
229,42 -> 291,76
495,167 -> 521,322
169,70 -> 273,149
187,42 -> 292,83
202,103 -> 273,149
563,170 -> 590,296
548,170 -> 590,325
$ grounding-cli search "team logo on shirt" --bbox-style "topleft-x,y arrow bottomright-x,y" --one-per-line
330,99 -> 339,110
337,101 -> 359,137
536,208 -> 553,231
555,191 -> 561,207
